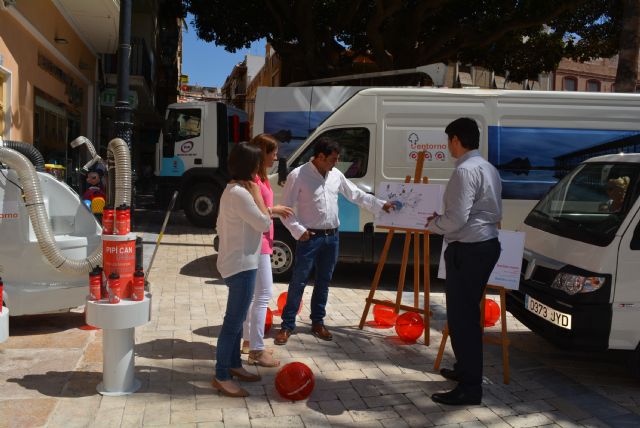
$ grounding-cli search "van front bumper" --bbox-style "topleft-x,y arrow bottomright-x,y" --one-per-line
507,287 -> 611,350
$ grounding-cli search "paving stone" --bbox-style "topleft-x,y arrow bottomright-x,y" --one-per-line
503,412 -> 553,428
510,399 -> 555,414
393,403 -> 433,427
425,409 -> 478,425
349,407 -> 399,422
249,415 -> 304,428
222,407 -> 250,427
363,393 -> 411,408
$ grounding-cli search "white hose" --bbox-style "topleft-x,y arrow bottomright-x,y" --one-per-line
106,138 -> 132,207
0,147 -> 101,273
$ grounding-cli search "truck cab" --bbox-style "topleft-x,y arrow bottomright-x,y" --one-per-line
507,154 -> 640,373
155,101 -> 249,227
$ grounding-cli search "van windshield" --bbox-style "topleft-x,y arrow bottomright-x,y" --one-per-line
524,162 -> 640,246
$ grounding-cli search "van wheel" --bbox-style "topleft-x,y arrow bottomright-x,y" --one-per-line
271,237 -> 295,282
184,183 -> 220,228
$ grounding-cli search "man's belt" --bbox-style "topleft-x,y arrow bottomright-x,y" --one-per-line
307,228 -> 338,236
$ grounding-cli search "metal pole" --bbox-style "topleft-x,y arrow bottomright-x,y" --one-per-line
114,0 -> 132,150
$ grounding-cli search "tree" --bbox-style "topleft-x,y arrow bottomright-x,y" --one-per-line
186,0 -> 623,85
614,0 -> 640,92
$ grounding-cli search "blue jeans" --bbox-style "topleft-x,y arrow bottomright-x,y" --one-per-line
215,269 -> 257,381
281,233 -> 339,331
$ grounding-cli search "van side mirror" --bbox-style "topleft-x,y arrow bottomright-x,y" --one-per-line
277,157 -> 288,186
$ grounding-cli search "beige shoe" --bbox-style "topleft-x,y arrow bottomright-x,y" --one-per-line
241,340 -> 250,354
248,350 -> 281,367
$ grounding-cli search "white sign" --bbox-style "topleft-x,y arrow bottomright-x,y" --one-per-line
405,130 -> 449,162
437,230 -> 525,290
375,182 -> 444,229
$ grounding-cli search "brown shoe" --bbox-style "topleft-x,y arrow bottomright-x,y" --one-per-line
275,328 -> 292,345
211,378 -> 249,397
229,367 -> 261,382
311,323 -> 333,341
241,340 -> 250,354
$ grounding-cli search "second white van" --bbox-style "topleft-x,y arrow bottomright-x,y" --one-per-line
267,88 -> 640,280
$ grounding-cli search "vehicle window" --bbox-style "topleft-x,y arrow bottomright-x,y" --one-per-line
525,162 -> 640,246
167,108 -> 201,142
290,128 -> 370,178
163,108 -> 201,158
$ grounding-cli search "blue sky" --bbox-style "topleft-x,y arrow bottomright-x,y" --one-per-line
181,14 -> 265,88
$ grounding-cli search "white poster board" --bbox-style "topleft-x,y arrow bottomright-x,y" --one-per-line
375,182 -> 444,229
437,230 -> 525,290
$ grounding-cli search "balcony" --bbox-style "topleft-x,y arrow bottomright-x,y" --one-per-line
103,37 -> 154,93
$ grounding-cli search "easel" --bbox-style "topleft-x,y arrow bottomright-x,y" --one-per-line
358,152 -> 431,345
433,285 -> 510,384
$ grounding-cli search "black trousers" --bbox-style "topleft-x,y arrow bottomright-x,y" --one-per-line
444,238 -> 501,393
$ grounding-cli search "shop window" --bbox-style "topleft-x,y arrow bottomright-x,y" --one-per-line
587,80 -> 601,92
563,76 -> 577,91
34,93 -> 69,166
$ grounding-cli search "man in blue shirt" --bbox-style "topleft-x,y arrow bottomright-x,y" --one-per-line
426,118 -> 502,406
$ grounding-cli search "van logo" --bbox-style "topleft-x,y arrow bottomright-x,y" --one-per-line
180,141 -> 194,153
524,259 -> 536,280
0,212 -> 18,219
435,151 -> 446,161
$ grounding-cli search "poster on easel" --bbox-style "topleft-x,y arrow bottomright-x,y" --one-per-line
437,230 -> 525,290
375,181 -> 445,229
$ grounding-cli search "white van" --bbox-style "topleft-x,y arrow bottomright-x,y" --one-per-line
507,153 -> 640,372
267,88 -> 640,280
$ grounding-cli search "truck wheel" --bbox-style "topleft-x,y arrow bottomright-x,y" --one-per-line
184,184 -> 220,228
271,237 -> 295,282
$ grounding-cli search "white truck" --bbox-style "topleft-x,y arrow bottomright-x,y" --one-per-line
508,153 -> 640,374
264,88 -> 640,281
154,101 -> 249,227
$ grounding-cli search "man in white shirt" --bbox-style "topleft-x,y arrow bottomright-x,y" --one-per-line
275,138 -> 393,345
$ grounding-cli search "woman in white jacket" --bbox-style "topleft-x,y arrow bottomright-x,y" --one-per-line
213,142 -> 271,397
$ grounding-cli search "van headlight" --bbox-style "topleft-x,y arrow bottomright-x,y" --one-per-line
551,273 -> 605,295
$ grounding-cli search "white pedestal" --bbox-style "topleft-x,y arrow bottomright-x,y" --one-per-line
0,308 -> 8,343
86,293 -> 151,396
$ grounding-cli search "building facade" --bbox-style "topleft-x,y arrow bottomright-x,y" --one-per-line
0,0 -> 118,175
99,0 -> 182,179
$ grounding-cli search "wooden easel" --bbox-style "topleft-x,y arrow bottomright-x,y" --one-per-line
358,152 -> 431,345
433,284 -> 510,384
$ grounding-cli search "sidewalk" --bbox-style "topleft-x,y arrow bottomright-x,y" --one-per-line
1,214 -> 639,427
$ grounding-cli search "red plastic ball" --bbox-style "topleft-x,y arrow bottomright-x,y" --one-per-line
277,291 -> 302,315
264,307 -> 273,334
373,301 -> 398,327
484,299 -> 501,327
275,362 -> 315,401
395,312 -> 424,342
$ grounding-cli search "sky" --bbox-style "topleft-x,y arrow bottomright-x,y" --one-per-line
181,14 -> 265,88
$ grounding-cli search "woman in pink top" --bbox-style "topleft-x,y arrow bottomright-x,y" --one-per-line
242,134 -> 293,367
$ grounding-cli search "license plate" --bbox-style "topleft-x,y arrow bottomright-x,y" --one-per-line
525,295 -> 572,330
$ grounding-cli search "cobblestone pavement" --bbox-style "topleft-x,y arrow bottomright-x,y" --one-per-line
1,212 -> 639,428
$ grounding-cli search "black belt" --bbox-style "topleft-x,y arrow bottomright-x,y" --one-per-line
308,228 -> 338,236
448,237 -> 499,247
